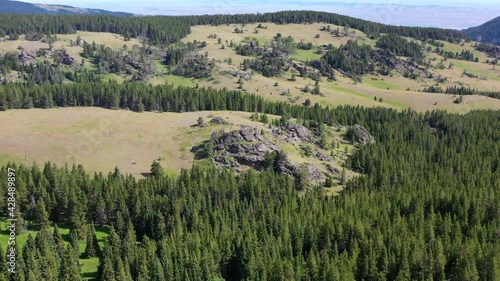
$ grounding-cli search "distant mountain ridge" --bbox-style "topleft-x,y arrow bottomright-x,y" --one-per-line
462,16 -> 500,45
0,0 -> 133,16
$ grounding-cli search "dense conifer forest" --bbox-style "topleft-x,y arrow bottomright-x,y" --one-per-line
0,9 -> 498,281
0,97 -> 498,280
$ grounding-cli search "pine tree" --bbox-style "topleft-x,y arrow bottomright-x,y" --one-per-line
34,198 -> 50,229
150,160 -> 164,177
59,245 -> 82,281
84,224 -> 101,258
314,81 -> 321,95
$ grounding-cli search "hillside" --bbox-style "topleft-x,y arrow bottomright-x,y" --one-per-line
1,105 -> 498,281
0,0 -> 133,16
0,17 -> 499,113
462,16 -> 500,45
0,107 -> 356,187
0,10 -> 498,281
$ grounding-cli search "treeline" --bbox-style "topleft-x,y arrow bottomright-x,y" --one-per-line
0,11 -> 464,46
435,48 -> 478,62
185,11 -> 464,42
0,106 -> 498,280
0,14 -> 191,46
423,85 -> 500,99
0,82 -> 394,127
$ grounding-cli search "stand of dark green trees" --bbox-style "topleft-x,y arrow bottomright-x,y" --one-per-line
0,11 -> 464,47
0,102 -> 498,280
423,85 -> 500,99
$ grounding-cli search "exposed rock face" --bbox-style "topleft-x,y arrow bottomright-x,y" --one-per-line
271,122 -> 314,143
18,51 -> 37,66
303,165 -> 324,182
371,49 -> 430,77
305,60 -> 336,79
123,54 -> 143,70
226,70 -> 252,80
209,117 -> 230,125
316,151 -> 333,162
326,164 -> 341,176
192,125 -> 333,182
349,124 -> 375,144
62,54 -> 74,65
201,127 -> 279,171
487,45 -> 500,59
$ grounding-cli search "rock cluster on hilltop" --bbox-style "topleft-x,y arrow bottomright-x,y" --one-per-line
18,51 -> 37,66
191,124 -> 339,182
191,126 -> 279,172
271,122 -> 314,143
209,116 -> 231,125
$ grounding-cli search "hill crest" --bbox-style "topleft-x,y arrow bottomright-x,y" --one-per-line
0,0 -> 133,16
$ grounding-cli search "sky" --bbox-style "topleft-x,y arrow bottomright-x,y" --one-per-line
21,0 -> 500,29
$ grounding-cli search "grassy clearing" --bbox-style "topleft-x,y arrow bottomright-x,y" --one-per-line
0,108 -> 271,177
100,73 -> 125,83
164,75 -> 196,87
56,31 -> 141,50
155,60 -> 169,73
362,76 -> 403,90
292,49 -> 321,61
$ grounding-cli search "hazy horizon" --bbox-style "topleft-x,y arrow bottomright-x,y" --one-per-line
19,0 -> 500,29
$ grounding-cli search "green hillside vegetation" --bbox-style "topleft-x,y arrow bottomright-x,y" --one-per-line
462,16 -> 500,45
0,219 -> 108,280
0,11 -> 498,281
0,14 -> 498,111
0,104 -> 498,280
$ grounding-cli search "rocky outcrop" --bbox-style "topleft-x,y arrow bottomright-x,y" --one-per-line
462,70 -> 484,79
209,117 -> 230,125
53,50 -> 74,65
225,70 -> 252,80
196,127 -> 279,171
192,125 -> 333,182
271,122 -> 314,143
305,60 -> 336,79
371,49 -> 430,77
18,51 -> 37,66
349,124 -> 375,144
316,151 -> 333,162
326,164 -> 341,179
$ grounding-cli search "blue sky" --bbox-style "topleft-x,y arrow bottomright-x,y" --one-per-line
23,0 -> 500,29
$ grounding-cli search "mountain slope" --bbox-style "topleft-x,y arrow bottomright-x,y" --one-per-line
462,16 -> 500,45
0,0 -> 132,16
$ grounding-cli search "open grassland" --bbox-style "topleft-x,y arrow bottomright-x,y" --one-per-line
56,31 -> 141,49
0,36 -> 47,52
195,61 -> 500,112
0,108 -> 274,177
183,23 -> 371,50
0,219 -> 108,280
